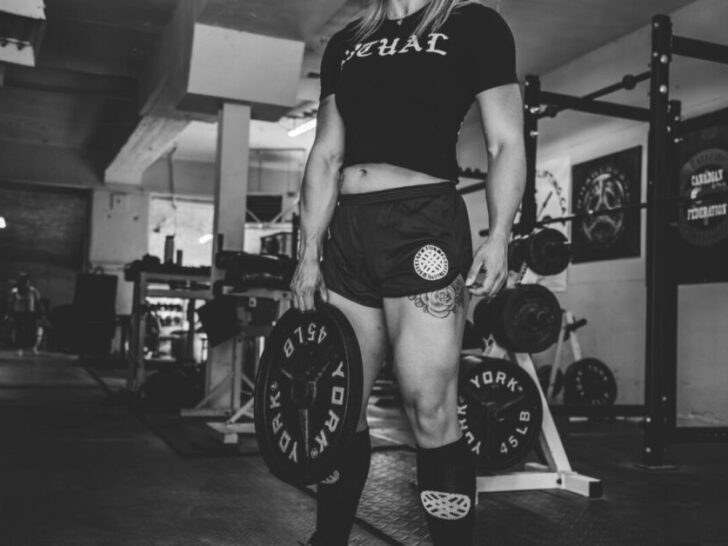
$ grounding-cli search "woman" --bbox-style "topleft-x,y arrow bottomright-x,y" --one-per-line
291,0 -> 526,543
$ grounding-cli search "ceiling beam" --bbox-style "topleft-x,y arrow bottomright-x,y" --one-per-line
197,0 -> 350,41
104,115 -> 190,185
2,64 -> 136,100
139,0 -> 305,122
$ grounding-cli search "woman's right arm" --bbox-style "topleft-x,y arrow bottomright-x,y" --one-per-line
290,93 -> 345,311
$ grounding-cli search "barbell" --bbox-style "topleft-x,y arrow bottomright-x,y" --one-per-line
482,186 -> 728,238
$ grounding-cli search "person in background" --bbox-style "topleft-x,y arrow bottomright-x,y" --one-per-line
6,273 -> 44,357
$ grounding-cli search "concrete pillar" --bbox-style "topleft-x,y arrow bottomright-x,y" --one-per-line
206,102 -> 251,407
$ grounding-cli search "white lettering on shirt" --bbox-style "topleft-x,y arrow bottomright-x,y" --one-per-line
426,33 -> 448,55
378,37 -> 401,56
356,40 -> 378,57
340,32 -> 450,69
398,34 -> 424,54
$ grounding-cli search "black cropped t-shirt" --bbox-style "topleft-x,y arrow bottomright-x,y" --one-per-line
319,2 -> 518,181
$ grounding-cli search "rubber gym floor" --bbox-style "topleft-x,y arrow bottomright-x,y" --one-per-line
1,353 -> 727,546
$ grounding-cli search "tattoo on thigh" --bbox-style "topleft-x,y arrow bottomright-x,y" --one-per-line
408,276 -> 465,319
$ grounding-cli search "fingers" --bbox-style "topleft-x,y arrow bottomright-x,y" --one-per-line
301,289 -> 316,312
469,269 -> 495,297
484,270 -> 507,298
292,287 -> 315,312
318,281 -> 329,306
465,256 -> 485,287
291,281 -> 316,312
289,265 -> 325,313
469,265 -> 507,298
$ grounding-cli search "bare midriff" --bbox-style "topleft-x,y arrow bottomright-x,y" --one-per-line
339,163 -> 450,195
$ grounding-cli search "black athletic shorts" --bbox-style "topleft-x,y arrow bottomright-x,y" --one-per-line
321,181 -> 473,308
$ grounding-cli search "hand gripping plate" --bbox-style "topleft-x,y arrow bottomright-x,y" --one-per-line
254,303 -> 363,485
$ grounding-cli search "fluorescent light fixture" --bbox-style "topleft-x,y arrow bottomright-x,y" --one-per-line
0,216 -> 6,229
288,119 -> 317,138
198,233 -> 213,244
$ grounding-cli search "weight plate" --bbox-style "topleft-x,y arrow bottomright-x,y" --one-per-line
471,297 -> 493,340
493,284 -> 562,353
462,320 -> 484,351
536,364 -> 564,398
458,355 -> 543,471
527,228 -> 571,276
563,357 -> 617,406
508,237 -> 528,272
254,303 -> 362,485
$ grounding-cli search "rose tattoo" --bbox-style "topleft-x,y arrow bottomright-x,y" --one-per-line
408,275 -> 465,319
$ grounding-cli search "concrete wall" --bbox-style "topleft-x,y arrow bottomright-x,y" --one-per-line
458,0 -> 728,421
142,156 -> 302,219
88,189 -> 150,314
83,157 -> 301,314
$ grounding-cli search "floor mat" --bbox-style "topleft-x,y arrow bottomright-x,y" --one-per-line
0,355 -> 389,546
0,353 -> 94,388
82,360 -> 728,545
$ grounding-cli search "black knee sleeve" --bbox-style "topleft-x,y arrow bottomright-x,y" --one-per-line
315,428 -> 371,545
417,436 -> 476,546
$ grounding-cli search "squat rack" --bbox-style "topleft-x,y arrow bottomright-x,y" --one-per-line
515,14 -> 728,466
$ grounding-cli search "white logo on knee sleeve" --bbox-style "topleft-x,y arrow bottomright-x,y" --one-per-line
420,490 -> 471,520
319,470 -> 340,485
413,245 -> 449,281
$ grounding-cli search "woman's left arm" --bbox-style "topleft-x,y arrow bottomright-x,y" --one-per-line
465,82 -> 526,297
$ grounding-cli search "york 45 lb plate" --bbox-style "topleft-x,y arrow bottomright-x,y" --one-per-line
458,355 -> 543,471
254,303 -> 362,485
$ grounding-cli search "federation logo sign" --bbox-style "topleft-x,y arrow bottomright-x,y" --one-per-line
678,148 -> 728,247
413,245 -> 449,281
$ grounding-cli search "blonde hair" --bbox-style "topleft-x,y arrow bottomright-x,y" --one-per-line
350,0 -> 480,42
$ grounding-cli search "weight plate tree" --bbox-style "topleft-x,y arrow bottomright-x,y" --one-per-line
471,297 -> 493,341
458,355 -> 543,470
254,303 -> 363,485
462,320 -> 485,351
563,358 -> 617,406
537,364 -> 565,398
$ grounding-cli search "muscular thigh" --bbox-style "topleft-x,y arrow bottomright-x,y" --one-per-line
327,290 -> 388,429
384,276 -> 469,403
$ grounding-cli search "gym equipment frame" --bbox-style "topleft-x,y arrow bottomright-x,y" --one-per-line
512,15 -> 728,466
128,271 -> 212,391
186,288 -> 291,444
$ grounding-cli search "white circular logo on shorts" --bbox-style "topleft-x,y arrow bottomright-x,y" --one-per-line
413,245 -> 449,281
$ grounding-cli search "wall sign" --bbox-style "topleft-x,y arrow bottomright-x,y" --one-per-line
673,109 -> 728,284
571,147 -> 642,264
